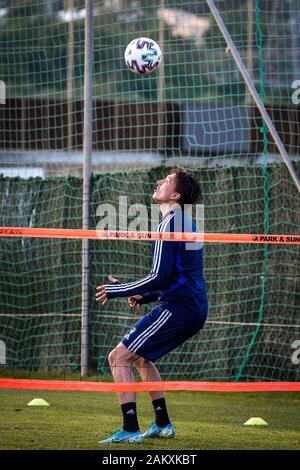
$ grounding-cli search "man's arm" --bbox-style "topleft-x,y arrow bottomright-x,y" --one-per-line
100,212 -> 176,300
105,240 -> 174,298
127,291 -> 160,310
138,291 -> 161,304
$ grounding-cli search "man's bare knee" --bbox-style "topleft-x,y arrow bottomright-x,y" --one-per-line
108,344 -> 136,368
108,349 -> 117,368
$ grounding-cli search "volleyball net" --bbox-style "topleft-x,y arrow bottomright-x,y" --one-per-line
0,1 -> 300,385
0,167 -> 299,382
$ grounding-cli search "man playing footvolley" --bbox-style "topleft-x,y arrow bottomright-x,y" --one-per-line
96,168 -> 208,444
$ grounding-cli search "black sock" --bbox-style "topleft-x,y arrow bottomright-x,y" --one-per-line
152,398 -> 170,427
121,402 -> 139,432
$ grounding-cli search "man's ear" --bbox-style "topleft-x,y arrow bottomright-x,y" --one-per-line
171,192 -> 181,202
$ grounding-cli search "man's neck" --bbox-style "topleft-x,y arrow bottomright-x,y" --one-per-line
160,202 -> 182,218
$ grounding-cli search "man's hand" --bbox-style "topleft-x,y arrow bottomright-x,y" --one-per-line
96,275 -> 119,306
128,295 -> 143,310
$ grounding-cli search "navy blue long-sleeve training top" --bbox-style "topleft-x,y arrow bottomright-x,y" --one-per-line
105,207 -> 208,324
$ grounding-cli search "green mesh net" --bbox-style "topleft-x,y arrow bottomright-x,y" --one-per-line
0,165 -> 299,380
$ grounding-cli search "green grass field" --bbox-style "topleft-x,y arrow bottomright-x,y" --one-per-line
1,388 -> 299,450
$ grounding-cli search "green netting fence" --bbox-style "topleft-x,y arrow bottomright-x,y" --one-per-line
0,1 -> 300,381
1,0 -> 300,160
0,164 -> 299,380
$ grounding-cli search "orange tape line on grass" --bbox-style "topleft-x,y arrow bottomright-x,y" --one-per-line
0,227 -> 300,244
0,379 -> 299,392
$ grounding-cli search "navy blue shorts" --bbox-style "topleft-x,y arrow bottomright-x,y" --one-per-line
121,303 -> 205,362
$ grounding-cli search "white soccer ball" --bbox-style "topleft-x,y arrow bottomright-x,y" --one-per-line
124,37 -> 162,75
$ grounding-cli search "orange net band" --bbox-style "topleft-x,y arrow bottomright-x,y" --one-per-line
0,378 -> 299,392
1,227 -> 299,244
